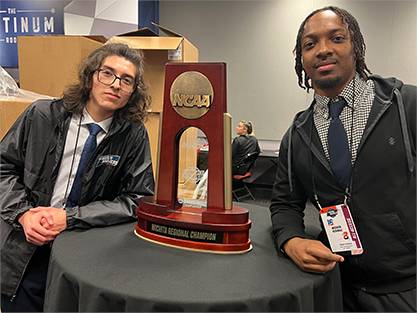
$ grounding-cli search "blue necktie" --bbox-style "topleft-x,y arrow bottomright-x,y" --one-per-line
327,98 -> 351,188
66,123 -> 102,207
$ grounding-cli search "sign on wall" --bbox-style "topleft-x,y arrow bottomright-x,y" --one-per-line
0,0 -> 159,68
0,1 -> 69,67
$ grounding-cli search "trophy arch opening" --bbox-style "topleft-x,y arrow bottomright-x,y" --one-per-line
177,126 -> 208,208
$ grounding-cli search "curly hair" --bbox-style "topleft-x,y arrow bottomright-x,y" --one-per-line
294,6 -> 372,92
240,120 -> 253,135
63,43 -> 150,123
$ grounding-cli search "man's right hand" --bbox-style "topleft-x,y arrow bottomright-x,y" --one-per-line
283,237 -> 344,273
18,210 -> 59,246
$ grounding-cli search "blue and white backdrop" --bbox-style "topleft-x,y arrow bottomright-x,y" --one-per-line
0,0 -> 159,68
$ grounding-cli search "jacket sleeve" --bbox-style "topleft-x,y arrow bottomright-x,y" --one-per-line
269,127 -> 308,251
66,126 -> 155,229
401,84 -> 416,150
256,138 -> 261,154
0,105 -> 35,229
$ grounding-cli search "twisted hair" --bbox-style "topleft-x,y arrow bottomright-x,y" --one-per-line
240,120 -> 253,135
294,6 -> 372,92
63,43 -> 150,123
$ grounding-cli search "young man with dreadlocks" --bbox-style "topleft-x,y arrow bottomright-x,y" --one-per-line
269,6 -> 415,311
1,43 -> 154,311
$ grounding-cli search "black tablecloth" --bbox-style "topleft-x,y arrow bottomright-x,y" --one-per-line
44,204 -> 342,312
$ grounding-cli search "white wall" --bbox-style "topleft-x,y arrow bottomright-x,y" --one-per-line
160,0 -> 417,141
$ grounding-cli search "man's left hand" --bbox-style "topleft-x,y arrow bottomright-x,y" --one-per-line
30,207 -> 67,233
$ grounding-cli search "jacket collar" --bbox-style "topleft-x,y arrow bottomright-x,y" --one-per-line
52,99 -> 132,136
370,74 -> 403,103
50,98 -> 71,124
286,75 -> 407,192
293,75 -> 403,126
106,114 -> 130,137
291,75 -> 404,172
293,75 -> 403,133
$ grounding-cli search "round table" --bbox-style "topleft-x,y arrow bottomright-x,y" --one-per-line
44,204 -> 342,312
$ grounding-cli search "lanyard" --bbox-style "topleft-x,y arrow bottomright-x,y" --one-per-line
62,114 -> 83,208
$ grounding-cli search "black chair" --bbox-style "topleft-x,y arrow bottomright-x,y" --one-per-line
232,152 -> 259,201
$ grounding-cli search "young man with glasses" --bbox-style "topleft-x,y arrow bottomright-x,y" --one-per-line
0,43 -> 155,311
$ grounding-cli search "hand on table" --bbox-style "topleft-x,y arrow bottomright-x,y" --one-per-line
283,237 -> 344,273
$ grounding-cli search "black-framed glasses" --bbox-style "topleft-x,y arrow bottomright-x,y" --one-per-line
96,68 -> 136,92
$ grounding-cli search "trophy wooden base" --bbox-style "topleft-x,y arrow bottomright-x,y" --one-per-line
135,196 -> 252,254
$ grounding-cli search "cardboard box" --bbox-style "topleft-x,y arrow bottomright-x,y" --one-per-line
0,90 -> 53,140
0,98 -> 31,140
18,35 -> 105,97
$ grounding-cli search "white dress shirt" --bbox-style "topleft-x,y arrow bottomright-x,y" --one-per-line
50,109 -> 113,208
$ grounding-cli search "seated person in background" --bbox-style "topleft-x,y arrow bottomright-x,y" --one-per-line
193,120 -> 260,200
0,43 -> 154,312
232,120 -> 261,175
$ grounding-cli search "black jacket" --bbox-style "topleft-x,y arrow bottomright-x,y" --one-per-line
270,76 -> 416,293
232,135 -> 261,175
0,99 -> 154,296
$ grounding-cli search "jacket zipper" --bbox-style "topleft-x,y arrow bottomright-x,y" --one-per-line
10,250 -> 34,302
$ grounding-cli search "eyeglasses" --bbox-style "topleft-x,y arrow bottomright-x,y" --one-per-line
96,68 -> 136,92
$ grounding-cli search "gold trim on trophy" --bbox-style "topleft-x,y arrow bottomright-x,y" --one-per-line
223,113 -> 232,210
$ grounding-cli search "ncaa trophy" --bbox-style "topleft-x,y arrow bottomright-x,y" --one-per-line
134,63 -> 251,253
